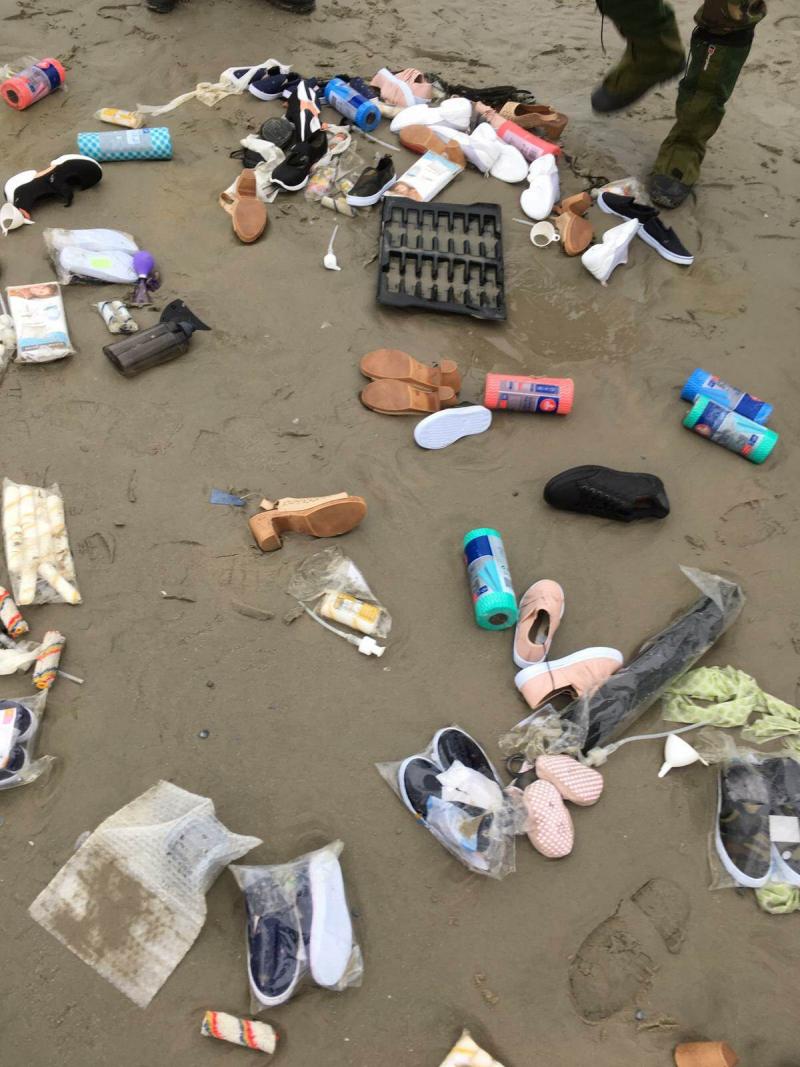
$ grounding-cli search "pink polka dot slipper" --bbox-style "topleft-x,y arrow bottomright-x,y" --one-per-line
535,754 -> 604,807
522,779 -> 574,858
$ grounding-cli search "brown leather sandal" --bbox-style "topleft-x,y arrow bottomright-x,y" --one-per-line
232,170 -> 268,244
554,192 -> 592,217
555,211 -> 593,256
359,349 -> 461,392
498,102 -> 568,141
398,126 -> 466,168
360,380 -> 458,415
249,493 -> 367,551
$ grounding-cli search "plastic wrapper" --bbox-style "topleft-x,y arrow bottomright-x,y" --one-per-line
500,568 -> 744,766
705,734 -> 800,895
29,781 -> 261,1007
230,840 -> 362,1011
288,546 -> 391,640
593,175 -> 648,201
44,228 -> 141,285
0,691 -> 51,791
5,282 -> 74,362
376,726 -> 517,879
2,479 -> 81,605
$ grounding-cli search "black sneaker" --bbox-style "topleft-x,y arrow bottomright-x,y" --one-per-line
245,881 -> 303,1006
0,699 -> 37,743
229,147 -> 264,169
346,155 -> 397,208
5,155 -> 103,217
761,757 -> 800,887
397,755 -> 442,818
0,744 -> 28,790
146,0 -> 177,9
259,117 -> 296,150
265,0 -> 315,12
716,761 -> 773,888
543,465 -> 670,522
286,79 -> 322,142
271,130 -> 328,192
597,191 -> 693,266
433,727 -> 502,787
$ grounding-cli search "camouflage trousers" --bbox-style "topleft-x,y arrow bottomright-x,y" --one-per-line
598,0 -> 766,39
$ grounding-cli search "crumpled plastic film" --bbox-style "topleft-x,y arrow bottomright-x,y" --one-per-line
755,883 -> 800,915
29,781 -> 260,1007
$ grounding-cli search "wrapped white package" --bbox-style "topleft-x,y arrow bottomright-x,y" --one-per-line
29,781 -> 261,1007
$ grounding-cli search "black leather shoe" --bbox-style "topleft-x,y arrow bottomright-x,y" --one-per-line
543,465 -> 670,522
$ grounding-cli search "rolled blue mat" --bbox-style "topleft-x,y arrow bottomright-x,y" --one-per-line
77,127 -> 172,162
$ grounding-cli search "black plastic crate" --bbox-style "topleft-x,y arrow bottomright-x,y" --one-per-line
377,199 -> 506,321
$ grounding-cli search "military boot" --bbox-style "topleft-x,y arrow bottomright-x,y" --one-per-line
650,26 -> 753,207
591,0 -> 686,112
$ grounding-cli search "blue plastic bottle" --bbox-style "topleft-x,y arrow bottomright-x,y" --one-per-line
681,368 -> 772,425
323,78 -> 381,132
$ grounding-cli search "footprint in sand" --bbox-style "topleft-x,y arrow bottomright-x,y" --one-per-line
568,877 -> 690,1023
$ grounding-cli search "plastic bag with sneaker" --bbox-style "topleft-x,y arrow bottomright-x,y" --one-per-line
231,840 -> 362,1012
0,690 -> 52,791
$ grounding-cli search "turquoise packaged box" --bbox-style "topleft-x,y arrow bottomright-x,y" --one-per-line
77,127 -> 173,162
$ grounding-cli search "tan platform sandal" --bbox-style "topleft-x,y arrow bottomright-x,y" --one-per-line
555,211 -> 594,256
231,170 -> 268,244
498,102 -> 568,141
249,493 -> 367,551
554,191 -> 592,217
359,349 -> 461,392
360,380 -> 458,415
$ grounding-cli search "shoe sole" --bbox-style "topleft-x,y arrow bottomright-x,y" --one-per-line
346,173 -> 398,208
514,647 -> 623,693
308,850 -> 353,988
272,175 -> 310,192
713,770 -> 773,889
597,193 -> 693,266
512,590 -> 566,669
431,726 -> 502,787
413,406 -> 492,450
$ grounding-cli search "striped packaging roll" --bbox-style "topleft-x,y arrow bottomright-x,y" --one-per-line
200,1011 -> 277,1054
0,585 -> 28,637
33,630 -> 65,690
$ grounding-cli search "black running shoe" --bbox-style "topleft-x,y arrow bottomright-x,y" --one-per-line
271,130 -> 327,192
346,155 -> 397,208
433,727 -> 502,787
146,0 -> 177,11
245,884 -> 303,1006
543,465 -> 670,522
597,191 -> 693,266
265,0 -> 315,12
761,757 -> 800,887
716,761 -> 773,888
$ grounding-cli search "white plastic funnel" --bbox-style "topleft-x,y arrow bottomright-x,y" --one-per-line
658,733 -> 709,778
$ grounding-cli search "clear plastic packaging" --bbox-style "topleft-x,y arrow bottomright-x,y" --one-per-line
29,781 -> 261,1007
2,478 -> 81,605
500,568 -> 744,766
704,734 -> 800,894
230,840 -> 362,1011
0,690 -> 51,790
593,175 -> 648,201
44,227 -> 141,285
376,725 -> 517,879
5,282 -> 74,362
288,546 -> 391,646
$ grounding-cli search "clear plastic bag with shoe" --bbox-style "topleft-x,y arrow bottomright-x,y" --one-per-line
499,568 -> 745,768
230,840 -> 363,1013
376,724 -> 518,879
0,690 -> 52,792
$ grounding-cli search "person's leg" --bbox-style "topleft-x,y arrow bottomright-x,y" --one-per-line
650,0 -> 767,207
591,0 -> 686,113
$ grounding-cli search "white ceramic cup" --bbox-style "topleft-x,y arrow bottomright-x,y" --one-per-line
530,220 -> 560,247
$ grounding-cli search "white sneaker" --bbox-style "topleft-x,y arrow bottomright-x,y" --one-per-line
390,97 -> 472,133
581,217 -> 639,284
414,406 -> 492,449
490,143 -> 528,183
520,155 -> 560,220
462,123 -> 502,173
